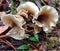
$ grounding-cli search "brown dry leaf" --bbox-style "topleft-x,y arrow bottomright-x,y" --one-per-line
0,26 -> 8,34
32,49 -> 38,51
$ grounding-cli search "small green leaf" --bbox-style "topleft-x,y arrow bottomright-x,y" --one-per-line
47,43 -> 52,48
34,33 -> 39,41
29,37 -> 37,42
54,40 -> 59,44
11,0 -> 17,14
29,33 -> 39,42
17,44 -> 30,50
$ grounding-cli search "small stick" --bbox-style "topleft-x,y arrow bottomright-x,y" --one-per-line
0,34 -> 8,39
29,43 -> 37,49
37,42 -> 41,47
5,40 -> 17,51
0,39 -> 17,51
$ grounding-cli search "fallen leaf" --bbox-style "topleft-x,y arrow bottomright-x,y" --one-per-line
44,0 -> 48,2
0,26 -> 8,34
29,37 -> 37,42
29,33 -> 39,42
47,43 -> 52,49
34,33 -> 39,41
17,44 -> 30,49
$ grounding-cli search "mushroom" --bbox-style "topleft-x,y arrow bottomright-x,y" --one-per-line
16,2 -> 40,33
1,14 -> 26,29
1,14 -> 28,40
33,5 -> 59,33
17,2 -> 39,21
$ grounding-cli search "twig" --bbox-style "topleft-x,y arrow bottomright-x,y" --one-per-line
29,43 -> 37,49
0,34 -> 8,39
5,40 -> 17,51
37,42 -> 41,47
0,39 -> 17,51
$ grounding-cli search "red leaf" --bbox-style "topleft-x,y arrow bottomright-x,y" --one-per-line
44,0 -> 48,2
0,26 -> 8,34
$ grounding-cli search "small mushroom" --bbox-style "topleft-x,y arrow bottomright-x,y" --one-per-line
1,14 -> 28,40
17,2 -> 39,20
34,5 -> 59,33
1,14 -> 26,29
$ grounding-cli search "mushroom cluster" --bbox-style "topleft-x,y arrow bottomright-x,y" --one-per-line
1,2 -> 59,40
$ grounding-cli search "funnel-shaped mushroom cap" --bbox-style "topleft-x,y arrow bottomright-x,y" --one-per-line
1,14 -> 26,29
34,5 -> 59,33
7,26 -> 28,40
17,2 -> 39,16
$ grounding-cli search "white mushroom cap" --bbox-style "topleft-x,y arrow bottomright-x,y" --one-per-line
1,14 -> 16,27
1,14 -> 26,29
1,14 -> 28,40
34,5 -> 59,33
17,2 -> 39,17
6,26 -> 27,40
